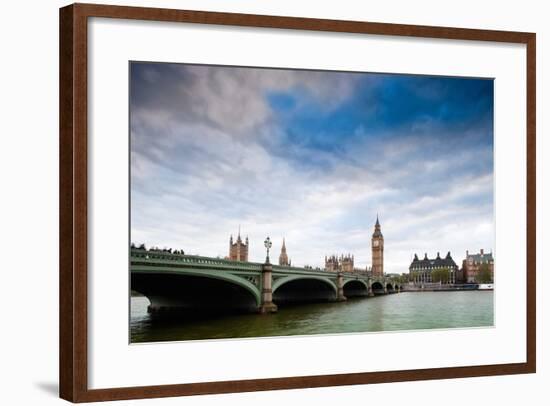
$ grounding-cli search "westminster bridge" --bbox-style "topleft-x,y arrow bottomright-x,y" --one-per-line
131,249 -> 401,314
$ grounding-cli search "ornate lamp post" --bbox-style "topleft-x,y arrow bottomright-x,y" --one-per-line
264,236 -> 272,264
260,236 -> 277,314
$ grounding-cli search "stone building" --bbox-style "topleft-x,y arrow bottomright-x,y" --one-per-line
228,229 -> 248,262
278,238 -> 291,266
408,251 -> 459,283
371,216 -> 384,277
462,249 -> 494,283
325,254 -> 354,272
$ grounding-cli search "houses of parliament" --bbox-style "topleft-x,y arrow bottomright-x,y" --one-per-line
324,216 -> 384,276
227,217 -> 384,277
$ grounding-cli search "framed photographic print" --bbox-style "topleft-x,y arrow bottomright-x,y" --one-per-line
59,3 -> 536,402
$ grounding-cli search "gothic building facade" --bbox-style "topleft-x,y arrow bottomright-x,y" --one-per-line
228,229 -> 248,262
324,254 -> 354,272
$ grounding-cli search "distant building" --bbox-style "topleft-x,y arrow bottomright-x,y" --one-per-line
278,238 -> 291,266
409,251 -> 459,283
228,228 -> 248,262
371,216 -> 384,277
462,249 -> 494,283
325,254 -> 354,272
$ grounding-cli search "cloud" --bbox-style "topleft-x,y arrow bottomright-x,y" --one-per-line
131,63 -> 363,137
130,62 -> 494,274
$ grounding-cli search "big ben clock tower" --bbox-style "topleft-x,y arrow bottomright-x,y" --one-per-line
371,215 -> 384,277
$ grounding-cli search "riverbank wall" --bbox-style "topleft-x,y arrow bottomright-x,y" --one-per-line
402,283 -> 487,292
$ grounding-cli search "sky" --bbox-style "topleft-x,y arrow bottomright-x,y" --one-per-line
130,62 -> 494,273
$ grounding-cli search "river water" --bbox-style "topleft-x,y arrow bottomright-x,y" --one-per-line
130,291 -> 493,343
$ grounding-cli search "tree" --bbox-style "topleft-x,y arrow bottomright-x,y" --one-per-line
392,274 -> 408,284
431,267 -> 450,284
476,263 -> 493,283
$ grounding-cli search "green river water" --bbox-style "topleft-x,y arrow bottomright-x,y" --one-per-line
130,291 -> 493,343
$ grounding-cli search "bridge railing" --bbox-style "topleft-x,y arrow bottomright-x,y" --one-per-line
272,265 -> 328,273
130,249 -> 384,280
131,249 -> 263,271
131,249 -> 336,274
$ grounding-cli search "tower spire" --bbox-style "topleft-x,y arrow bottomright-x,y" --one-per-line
372,215 -> 382,237
279,237 -> 289,266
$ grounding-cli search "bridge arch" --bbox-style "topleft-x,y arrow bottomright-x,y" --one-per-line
272,275 -> 338,305
371,281 -> 385,295
273,275 -> 338,293
386,283 -> 395,293
343,279 -> 369,298
131,267 -> 261,312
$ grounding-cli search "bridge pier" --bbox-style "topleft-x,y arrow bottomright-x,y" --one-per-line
336,272 -> 347,301
259,263 -> 278,314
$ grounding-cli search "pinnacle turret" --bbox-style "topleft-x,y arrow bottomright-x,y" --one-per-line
279,237 -> 289,266
228,226 -> 248,262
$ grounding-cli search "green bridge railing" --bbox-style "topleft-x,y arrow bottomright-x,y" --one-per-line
130,248 -> 374,277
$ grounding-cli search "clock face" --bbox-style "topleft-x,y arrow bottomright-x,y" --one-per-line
373,240 -> 379,247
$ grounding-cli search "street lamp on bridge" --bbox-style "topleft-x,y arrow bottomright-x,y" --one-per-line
264,236 -> 272,264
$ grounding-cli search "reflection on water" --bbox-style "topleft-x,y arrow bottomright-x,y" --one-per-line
130,291 -> 493,343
